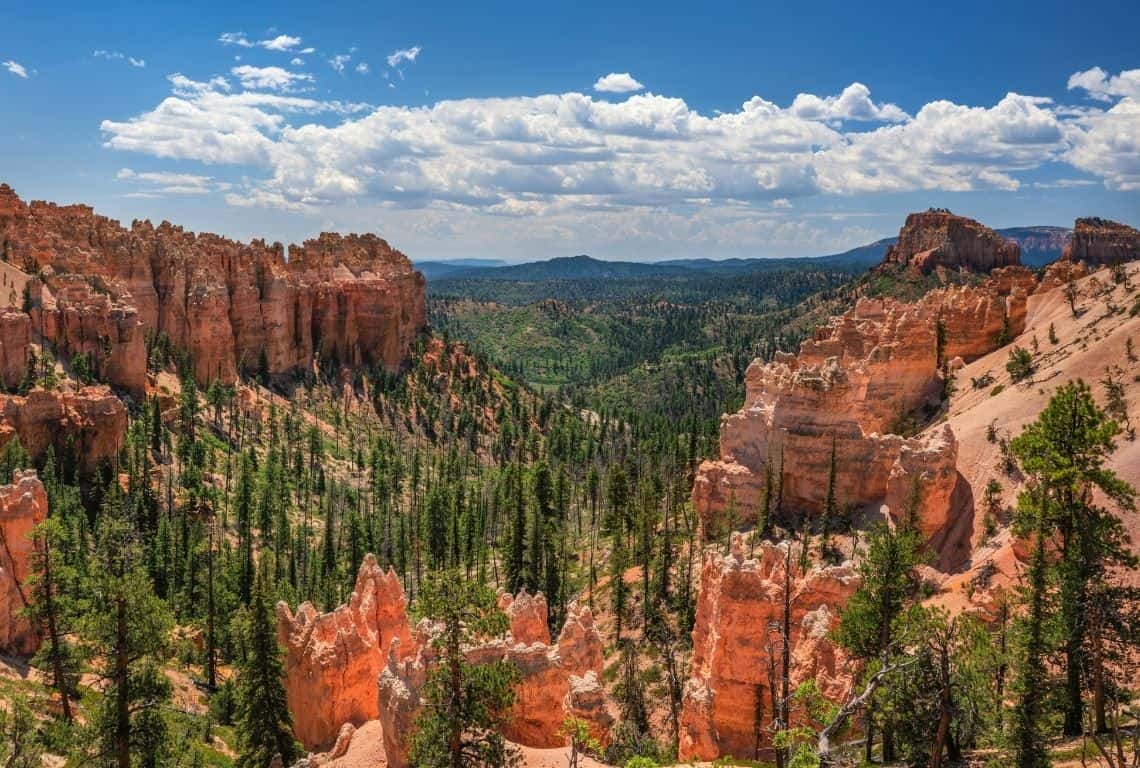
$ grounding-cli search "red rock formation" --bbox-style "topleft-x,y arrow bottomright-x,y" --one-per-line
376,636 -> 426,768
679,536 -> 859,761
0,184 -> 426,391
693,269 -> 1031,547
499,589 -> 551,646
1062,217 -> 1140,267
376,599 -> 610,768
0,311 -> 28,391
0,387 -> 126,473
883,210 -> 1020,273
0,470 -> 47,656
34,274 -> 146,396
276,556 -> 414,750
1037,259 -> 1090,294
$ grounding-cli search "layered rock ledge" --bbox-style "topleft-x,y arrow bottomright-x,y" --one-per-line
693,269 -> 1031,547
883,210 -> 1021,273
1061,217 -> 1140,267
0,183 -> 426,392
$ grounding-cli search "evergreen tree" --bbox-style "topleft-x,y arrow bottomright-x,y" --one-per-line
83,487 -> 173,768
235,573 -> 299,768
25,518 -> 84,722
1009,380 -> 1137,738
409,570 -> 520,768
835,522 -> 924,763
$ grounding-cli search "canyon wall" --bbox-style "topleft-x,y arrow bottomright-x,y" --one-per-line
0,470 -> 47,656
0,387 -> 126,473
1061,217 -> 1140,267
0,311 -> 28,391
883,210 -> 1021,273
692,268 -> 1030,545
679,535 -> 859,761
0,184 -> 426,392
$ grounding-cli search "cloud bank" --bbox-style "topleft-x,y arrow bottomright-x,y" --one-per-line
100,66 -> 1140,223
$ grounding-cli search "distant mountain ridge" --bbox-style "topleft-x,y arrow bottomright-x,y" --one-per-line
423,225 -> 1071,283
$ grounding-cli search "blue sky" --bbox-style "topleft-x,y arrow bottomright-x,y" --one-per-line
1,0 -> 1138,262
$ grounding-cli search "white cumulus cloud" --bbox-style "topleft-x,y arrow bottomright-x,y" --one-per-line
219,32 -> 305,52
1068,66 -> 1140,102
3,60 -> 28,79
231,65 -> 314,92
386,46 -> 421,68
593,73 -> 644,93
95,66 -> 1140,235
94,50 -> 146,68
789,82 -> 906,122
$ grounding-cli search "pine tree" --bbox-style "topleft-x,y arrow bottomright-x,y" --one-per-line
26,518 -> 84,722
835,522 -> 924,763
409,570 -> 520,768
83,487 -> 173,768
1009,380 -> 1137,738
506,465 -> 527,592
235,573 -> 299,768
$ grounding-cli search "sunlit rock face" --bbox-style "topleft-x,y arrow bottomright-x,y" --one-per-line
0,184 -> 426,393
883,210 -> 1021,274
275,556 -> 414,751
693,263 -> 1031,550
679,536 -> 859,762
278,556 -> 611,763
375,596 -> 610,768
0,470 -> 48,656
1062,217 -> 1140,267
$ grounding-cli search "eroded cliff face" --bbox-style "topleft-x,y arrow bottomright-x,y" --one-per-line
692,268 -> 1030,548
0,311 -> 28,391
0,184 -> 426,392
0,386 -> 126,473
679,536 -> 859,762
279,557 -> 610,761
0,470 -> 47,656
376,595 -> 610,768
275,555 -> 415,750
883,211 -> 1021,273
1062,217 -> 1140,267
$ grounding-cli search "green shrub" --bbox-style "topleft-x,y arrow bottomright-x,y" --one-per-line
1005,346 -> 1035,382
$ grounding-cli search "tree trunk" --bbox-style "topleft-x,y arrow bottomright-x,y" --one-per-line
206,522 -> 217,690
41,537 -> 71,721
115,596 -> 131,768
1063,641 -> 1083,736
929,644 -> 952,768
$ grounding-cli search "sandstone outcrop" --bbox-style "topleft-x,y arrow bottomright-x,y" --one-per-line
693,257 -> 1035,547
1062,217 -> 1140,267
0,311 -> 28,391
0,386 -> 126,473
1037,259 -> 1091,294
0,184 -> 426,391
276,556 -> 414,750
375,598 -> 610,768
0,470 -> 47,656
883,210 -> 1020,273
34,275 -> 146,396
281,558 -> 609,760
679,536 -> 859,761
